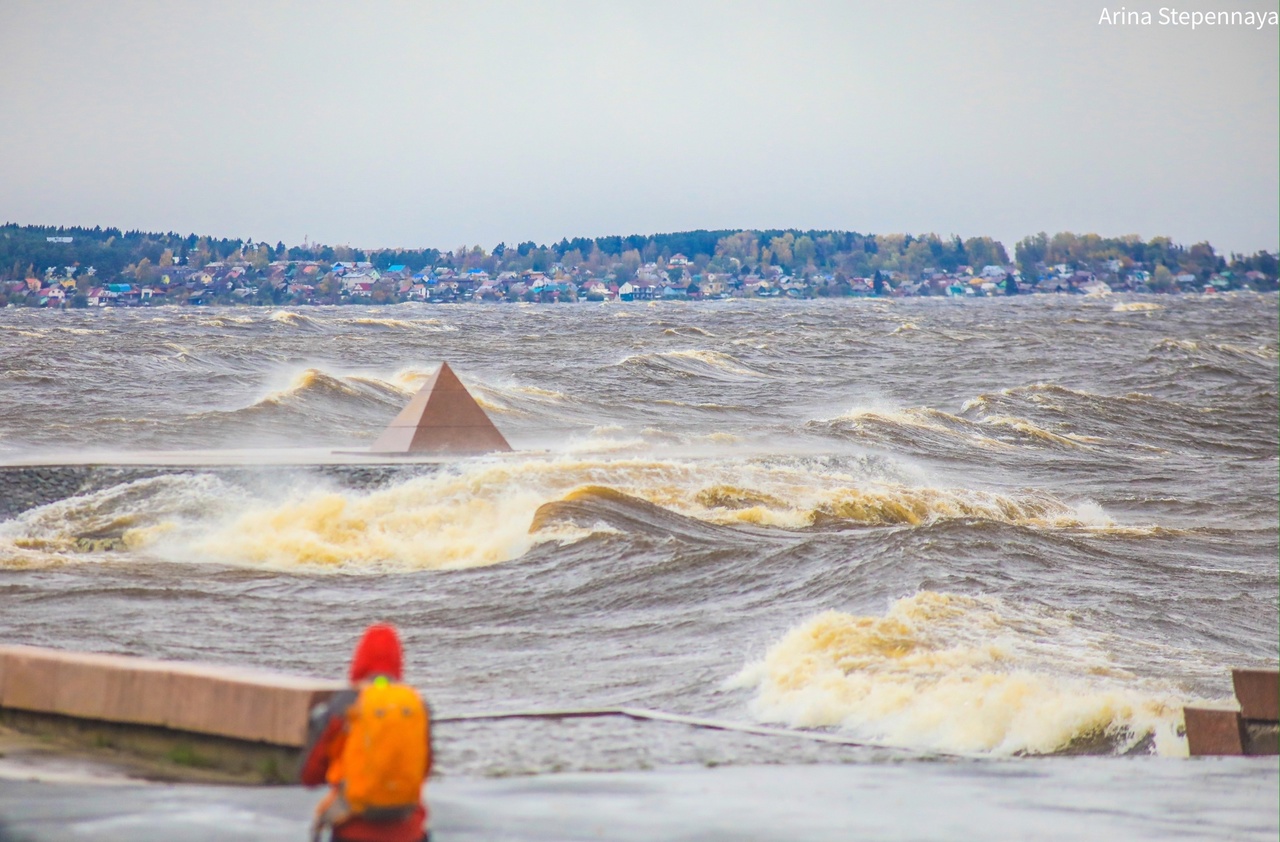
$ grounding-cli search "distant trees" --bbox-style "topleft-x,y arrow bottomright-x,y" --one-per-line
792,235 -> 816,269
714,231 -> 759,268
1012,230 -> 1259,283
1151,264 -> 1174,291
963,237 -> 1008,269
133,257 -> 155,284
769,234 -> 794,268
1015,232 -> 1048,279
0,222 -> 1273,296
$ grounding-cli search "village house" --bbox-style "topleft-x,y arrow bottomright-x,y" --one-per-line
780,277 -> 809,298
580,279 -> 611,301
340,270 -> 379,293
701,274 -> 727,297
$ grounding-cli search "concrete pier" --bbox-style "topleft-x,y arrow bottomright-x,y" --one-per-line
1184,668 -> 1279,757
0,645 -> 343,783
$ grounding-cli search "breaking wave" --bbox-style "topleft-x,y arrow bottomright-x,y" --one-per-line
1,454 -> 1117,571
958,383 -> 1184,423
1152,337 -> 1278,363
206,366 -> 569,425
819,406 -> 1090,452
661,326 -> 716,338
615,349 -> 766,381
347,317 -> 426,329
337,316 -> 455,332
267,310 -> 322,328
0,474 -> 237,563
196,315 -> 257,329
824,382 -> 1272,458
729,592 -> 1194,756
247,368 -> 408,412
470,381 -> 571,416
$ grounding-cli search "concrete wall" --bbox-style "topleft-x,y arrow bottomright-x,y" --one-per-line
0,645 -> 343,747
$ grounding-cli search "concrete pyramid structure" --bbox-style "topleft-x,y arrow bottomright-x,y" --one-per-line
370,362 -> 512,454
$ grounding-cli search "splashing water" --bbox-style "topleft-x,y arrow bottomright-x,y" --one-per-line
730,592 -> 1201,756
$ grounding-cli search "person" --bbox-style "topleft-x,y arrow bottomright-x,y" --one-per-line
301,623 -> 432,842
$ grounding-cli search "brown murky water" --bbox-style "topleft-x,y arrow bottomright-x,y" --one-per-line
1,295 -> 1276,775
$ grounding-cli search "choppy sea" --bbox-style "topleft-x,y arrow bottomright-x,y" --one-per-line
0,295 -> 1276,783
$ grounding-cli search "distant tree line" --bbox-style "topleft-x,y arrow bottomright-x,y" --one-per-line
2,221 -> 1275,289
1014,231 -> 1277,287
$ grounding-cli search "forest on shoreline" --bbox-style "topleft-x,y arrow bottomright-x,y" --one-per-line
2,221 -> 1276,307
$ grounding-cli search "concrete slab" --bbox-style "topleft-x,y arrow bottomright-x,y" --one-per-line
1233,669 -> 1279,722
1184,707 -> 1246,756
0,646 -> 342,747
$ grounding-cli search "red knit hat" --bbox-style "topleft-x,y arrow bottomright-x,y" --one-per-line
349,623 -> 404,682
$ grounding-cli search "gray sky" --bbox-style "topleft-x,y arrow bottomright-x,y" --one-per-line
1,1 -> 1276,255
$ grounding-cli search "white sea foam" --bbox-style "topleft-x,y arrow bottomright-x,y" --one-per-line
0,455 -> 1126,572
729,592 -> 1199,756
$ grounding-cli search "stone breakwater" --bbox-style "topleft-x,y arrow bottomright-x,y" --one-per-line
0,464 -> 434,522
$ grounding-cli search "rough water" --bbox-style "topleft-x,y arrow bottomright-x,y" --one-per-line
0,295 -> 1276,773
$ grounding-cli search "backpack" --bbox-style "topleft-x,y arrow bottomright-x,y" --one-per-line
328,677 -> 429,816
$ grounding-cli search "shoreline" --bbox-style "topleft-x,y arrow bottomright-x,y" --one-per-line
5,288 -> 1276,311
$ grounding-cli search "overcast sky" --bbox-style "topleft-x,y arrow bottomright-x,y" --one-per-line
1,1 -> 1276,255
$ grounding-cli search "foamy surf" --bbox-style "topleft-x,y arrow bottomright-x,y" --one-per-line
267,310 -> 321,328
824,406 -> 1089,452
616,349 -> 767,380
0,454 -> 1119,571
729,592 -> 1197,756
339,316 -> 452,331
184,472 -> 567,571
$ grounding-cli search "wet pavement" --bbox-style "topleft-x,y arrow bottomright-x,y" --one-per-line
0,758 -> 1276,841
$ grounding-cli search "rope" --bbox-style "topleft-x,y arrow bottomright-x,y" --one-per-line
434,706 -> 974,759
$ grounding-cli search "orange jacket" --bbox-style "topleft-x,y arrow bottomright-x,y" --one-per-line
301,625 -> 431,842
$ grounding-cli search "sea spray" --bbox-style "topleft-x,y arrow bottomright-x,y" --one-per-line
729,592 -> 1195,756
2,456 -> 1119,571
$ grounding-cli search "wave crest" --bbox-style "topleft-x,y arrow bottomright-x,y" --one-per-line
2,455 -> 1123,572
253,368 -> 407,411
616,349 -> 765,380
729,592 -> 1193,756
823,406 -> 1085,452
268,310 -> 320,328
